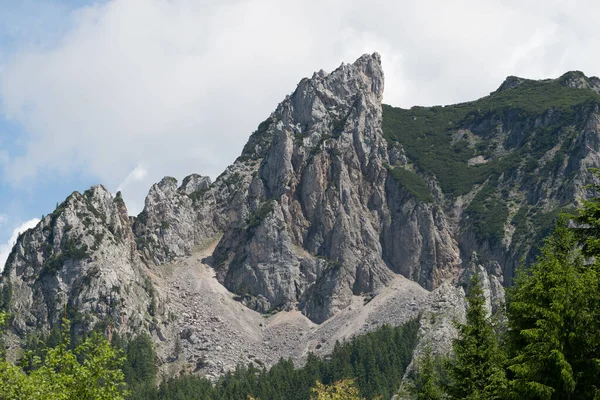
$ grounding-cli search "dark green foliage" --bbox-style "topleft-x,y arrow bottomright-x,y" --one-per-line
507,217 -> 600,399
144,276 -> 158,317
41,238 -> 90,277
510,205 -> 529,239
330,109 -> 351,136
486,79 -> 600,114
130,319 -> 419,400
50,197 -> 70,227
92,231 -> 104,251
381,80 -> 600,197
573,169 -> 600,257
0,280 -> 12,311
0,316 -> 128,400
403,347 -> 448,400
83,191 -> 107,224
528,207 -> 572,248
20,325 -> 62,372
150,374 -> 215,400
381,104 -> 497,197
247,201 -> 275,230
121,335 -> 158,391
188,187 -> 209,204
382,80 -> 597,265
240,117 -> 275,160
0,311 -> 7,360
446,275 -> 506,399
388,166 -> 434,203
221,172 -> 243,188
316,255 -> 342,271
464,180 -> 509,245
509,206 -> 574,271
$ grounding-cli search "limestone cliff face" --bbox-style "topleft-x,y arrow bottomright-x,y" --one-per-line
381,179 -> 460,290
133,174 -> 215,264
3,54 -> 600,342
213,54 -> 392,322
117,54 -> 461,324
0,186 -> 156,337
203,54 -> 460,322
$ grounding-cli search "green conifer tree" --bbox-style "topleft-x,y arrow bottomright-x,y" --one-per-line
407,347 -> 446,400
507,218 -> 600,399
446,274 -> 506,399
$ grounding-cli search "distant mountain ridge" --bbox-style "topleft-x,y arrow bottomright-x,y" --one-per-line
2,54 -> 600,379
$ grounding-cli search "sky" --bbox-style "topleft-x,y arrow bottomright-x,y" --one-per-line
1,0 -> 600,269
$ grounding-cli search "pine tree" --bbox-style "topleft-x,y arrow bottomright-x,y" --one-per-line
122,334 -> 158,391
507,217 -> 600,399
574,168 -> 600,258
402,346 -> 446,400
446,274 -> 506,399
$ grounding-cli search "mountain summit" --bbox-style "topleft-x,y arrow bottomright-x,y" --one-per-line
2,54 -> 600,378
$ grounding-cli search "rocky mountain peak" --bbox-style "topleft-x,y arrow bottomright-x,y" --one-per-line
179,174 -> 211,195
1,184 -> 154,338
496,71 -> 600,95
557,70 -> 600,93
288,52 -> 383,125
496,75 -> 526,92
125,52 -> 462,323
240,53 -> 383,161
5,55 -> 600,383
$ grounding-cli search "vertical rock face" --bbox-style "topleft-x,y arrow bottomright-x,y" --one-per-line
205,54 -> 460,322
3,54 -> 600,344
125,53 -> 461,323
133,175 -> 217,264
381,180 -> 460,289
1,186 -> 155,337
215,54 -> 394,322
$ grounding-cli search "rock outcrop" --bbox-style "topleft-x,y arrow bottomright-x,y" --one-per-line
3,54 -> 600,381
1,186 -> 156,338
130,54 -> 460,323
133,175 -> 217,264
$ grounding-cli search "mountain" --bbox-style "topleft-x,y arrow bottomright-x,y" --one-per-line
2,54 -> 600,380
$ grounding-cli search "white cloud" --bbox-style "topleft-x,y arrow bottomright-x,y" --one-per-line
1,0 -> 600,215
115,163 -> 148,194
0,215 -> 6,225
0,218 -> 40,272
115,163 -> 148,214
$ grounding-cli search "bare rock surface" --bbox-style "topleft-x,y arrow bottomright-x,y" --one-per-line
1,186 -> 154,345
4,55 -> 600,385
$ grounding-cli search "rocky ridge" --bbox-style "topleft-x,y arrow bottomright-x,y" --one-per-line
1,186 -> 153,340
128,53 -> 463,325
2,54 -> 600,383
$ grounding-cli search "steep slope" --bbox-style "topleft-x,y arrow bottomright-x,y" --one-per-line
382,71 -> 600,283
2,54 -> 600,381
133,53 -> 460,323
